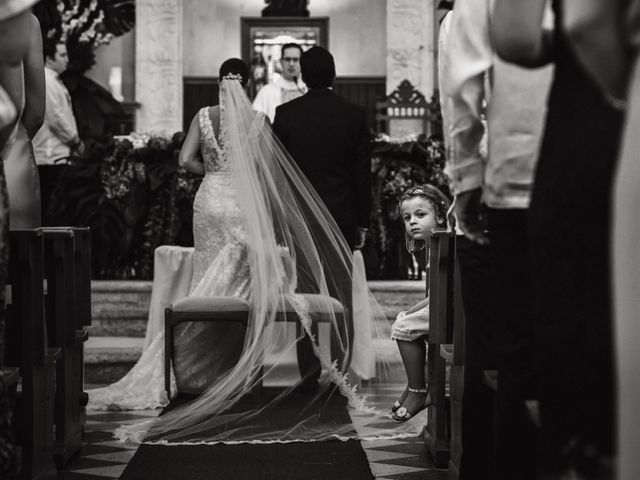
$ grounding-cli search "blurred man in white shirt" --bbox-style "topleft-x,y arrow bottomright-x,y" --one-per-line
33,42 -> 79,164
33,41 -> 81,220
444,1 -> 552,478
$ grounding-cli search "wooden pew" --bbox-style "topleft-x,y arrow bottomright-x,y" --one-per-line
0,301 -> 20,478
6,229 -> 59,479
42,227 -> 90,468
70,228 -> 92,411
440,248 -> 465,479
423,230 -> 455,468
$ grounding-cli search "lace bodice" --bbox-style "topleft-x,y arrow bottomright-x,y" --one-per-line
198,106 -> 228,173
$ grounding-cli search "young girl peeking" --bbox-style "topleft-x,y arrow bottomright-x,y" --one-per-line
391,184 -> 451,422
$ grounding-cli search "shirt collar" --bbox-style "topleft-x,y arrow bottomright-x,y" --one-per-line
45,66 -> 60,79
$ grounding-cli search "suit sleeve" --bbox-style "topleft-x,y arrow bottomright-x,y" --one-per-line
272,105 -> 286,146
354,107 -> 371,228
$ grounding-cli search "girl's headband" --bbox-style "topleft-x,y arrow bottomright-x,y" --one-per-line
399,185 -> 450,215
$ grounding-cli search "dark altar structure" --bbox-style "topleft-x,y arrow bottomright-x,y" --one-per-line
262,0 -> 310,17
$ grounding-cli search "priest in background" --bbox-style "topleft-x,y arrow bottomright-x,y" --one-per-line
253,43 -> 307,122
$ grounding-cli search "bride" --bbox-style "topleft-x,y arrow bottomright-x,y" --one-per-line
90,58 -> 424,444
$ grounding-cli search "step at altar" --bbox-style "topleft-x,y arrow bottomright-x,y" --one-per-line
89,280 -> 426,338
86,280 -> 426,383
90,281 -> 152,337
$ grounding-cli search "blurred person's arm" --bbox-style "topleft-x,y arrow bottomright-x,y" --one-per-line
0,95 -> 17,150
445,0 -> 492,244
0,85 -> 16,148
178,112 -> 204,176
492,0 -> 553,68
22,14 -> 45,139
564,0 -> 631,104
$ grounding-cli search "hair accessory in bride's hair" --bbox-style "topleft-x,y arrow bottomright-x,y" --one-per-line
221,72 -> 243,82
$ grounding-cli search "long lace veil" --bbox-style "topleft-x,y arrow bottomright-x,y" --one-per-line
116,78 -> 426,444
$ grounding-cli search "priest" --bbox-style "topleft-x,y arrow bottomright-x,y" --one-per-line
253,43 -> 307,122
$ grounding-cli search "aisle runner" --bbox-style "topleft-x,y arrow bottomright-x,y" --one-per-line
120,389 -> 374,480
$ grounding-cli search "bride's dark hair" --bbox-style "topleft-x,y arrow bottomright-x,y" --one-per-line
219,58 -> 250,86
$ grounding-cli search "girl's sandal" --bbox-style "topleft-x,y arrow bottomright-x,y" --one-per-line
392,388 -> 432,423
391,387 -> 409,413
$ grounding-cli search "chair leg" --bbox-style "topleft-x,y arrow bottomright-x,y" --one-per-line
164,308 -> 173,398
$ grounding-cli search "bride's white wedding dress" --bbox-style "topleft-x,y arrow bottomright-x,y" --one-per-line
88,106 -> 251,410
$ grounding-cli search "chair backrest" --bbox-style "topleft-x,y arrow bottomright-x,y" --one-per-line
375,79 -> 432,137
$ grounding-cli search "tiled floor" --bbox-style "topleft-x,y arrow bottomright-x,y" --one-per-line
59,386 -> 446,480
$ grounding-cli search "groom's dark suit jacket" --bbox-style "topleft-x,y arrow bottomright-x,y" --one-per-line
272,88 -> 371,246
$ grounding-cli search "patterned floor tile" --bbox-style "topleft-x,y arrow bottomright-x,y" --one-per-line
356,383 -> 446,479
57,393 -> 445,480
369,462 -> 430,477
83,450 -> 137,463
71,464 -> 128,478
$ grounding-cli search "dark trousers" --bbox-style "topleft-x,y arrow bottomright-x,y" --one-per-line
456,235 -> 496,480
487,208 -> 537,480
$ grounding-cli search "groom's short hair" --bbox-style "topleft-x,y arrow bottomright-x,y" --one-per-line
301,46 -> 335,89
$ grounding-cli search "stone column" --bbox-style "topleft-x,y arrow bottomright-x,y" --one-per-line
386,0 -> 435,98
135,0 -> 183,134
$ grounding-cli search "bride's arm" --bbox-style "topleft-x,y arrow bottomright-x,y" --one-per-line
179,114 -> 205,176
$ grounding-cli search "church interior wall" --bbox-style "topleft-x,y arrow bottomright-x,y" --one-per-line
85,0 -> 387,119
86,31 -> 136,103
183,0 -> 386,78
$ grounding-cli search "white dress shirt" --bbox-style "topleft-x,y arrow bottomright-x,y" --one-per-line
252,77 -> 307,122
444,0 -> 553,209
33,67 -> 78,165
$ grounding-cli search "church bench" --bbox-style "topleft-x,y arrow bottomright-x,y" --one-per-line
424,230 -> 455,468
164,294 -> 345,398
6,228 -> 59,480
438,249 -> 466,480
42,227 -> 91,468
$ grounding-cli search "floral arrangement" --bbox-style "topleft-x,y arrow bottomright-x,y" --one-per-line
56,0 -> 113,48
46,127 -> 448,280
47,133 -> 201,279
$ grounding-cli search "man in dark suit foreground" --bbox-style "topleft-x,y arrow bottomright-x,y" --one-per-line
273,46 -> 371,388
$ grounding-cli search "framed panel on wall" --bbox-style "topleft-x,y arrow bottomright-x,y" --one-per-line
240,17 -> 329,99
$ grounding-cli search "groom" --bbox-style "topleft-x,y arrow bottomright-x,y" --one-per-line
273,46 -> 371,388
